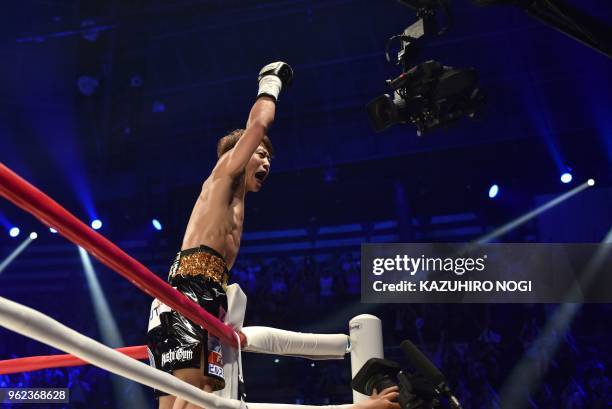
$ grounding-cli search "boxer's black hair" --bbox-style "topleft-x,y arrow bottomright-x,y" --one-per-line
217,129 -> 274,159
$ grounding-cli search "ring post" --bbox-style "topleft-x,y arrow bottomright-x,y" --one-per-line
349,314 -> 384,403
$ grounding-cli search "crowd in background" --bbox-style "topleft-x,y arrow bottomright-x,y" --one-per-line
2,252 -> 610,408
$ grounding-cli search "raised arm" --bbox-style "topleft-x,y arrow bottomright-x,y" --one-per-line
220,96 -> 276,176
217,62 -> 293,177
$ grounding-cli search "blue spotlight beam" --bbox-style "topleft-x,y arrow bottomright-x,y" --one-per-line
77,247 -> 148,409
603,227 -> 612,244
476,181 -> 593,244
77,247 -> 125,348
0,211 -> 10,229
499,302 -> 581,407
500,228 -> 612,406
0,236 -> 35,275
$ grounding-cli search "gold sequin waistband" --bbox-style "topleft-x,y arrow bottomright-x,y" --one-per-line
169,249 -> 228,286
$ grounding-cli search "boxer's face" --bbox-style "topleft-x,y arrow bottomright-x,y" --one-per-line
246,144 -> 271,192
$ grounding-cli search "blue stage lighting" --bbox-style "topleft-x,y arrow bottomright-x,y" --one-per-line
560,172 -> 572,184
50,227 -> 58,234
29,232 -> 38,240
9,227 -> 20,238
488,184 -> 499,199
152,101 -> 166,113
77,75 -> 99,96
152,219 -> 163,231
587,178 -> 595,186
91,219 -> 102,230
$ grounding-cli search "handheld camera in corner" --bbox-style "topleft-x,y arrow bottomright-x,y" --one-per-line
351,340 -> 463,409
367,0 -> 485,135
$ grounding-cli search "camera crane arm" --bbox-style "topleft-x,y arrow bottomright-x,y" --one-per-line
473,0 -> 612,60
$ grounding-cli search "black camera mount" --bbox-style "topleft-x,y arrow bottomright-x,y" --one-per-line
367,1 -> 484,135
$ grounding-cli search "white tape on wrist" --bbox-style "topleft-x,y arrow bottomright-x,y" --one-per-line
257,76 -> 283,101
242,326 -> 349,360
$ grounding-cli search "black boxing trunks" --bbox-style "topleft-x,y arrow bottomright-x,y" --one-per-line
146,245 -> 229,398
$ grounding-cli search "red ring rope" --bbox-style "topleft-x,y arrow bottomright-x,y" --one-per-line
0,346 -> 148,375
0,162 -> 237,347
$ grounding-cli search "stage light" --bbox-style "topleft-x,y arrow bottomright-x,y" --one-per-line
129,74 -> 143,88
587,178 -> 595,186
91,219 -> 102,230
152,219 -> 162,231
77,75 -> 99,96
49,227 -> 58,234
560,172 -> 572,184
29,232 -> 38,240
274,358 -> 280,363
323,167 -> 337,183
152,101 -> 166,113
9,227 -> 20,238
80,19 -> 100,42
488,184 -> 499,199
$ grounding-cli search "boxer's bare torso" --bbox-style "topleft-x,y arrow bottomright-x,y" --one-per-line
180,99 -> 274,270
181,168 -> 246,270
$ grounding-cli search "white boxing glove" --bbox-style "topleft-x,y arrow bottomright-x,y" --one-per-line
257,61 -> 293,101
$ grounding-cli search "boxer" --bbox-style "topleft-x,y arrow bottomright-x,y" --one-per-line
146,62 -> 399,409
147,62 -> 292,409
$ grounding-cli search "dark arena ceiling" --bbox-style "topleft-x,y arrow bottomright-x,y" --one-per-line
1,4 -> 612,409
1,0 -> 611,235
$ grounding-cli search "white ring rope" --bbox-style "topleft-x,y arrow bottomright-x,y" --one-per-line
0,296 -> 367,409
0,296 -> 242,409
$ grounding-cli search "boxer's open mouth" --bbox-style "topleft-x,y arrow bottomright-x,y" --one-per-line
255,171 -> 267,183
